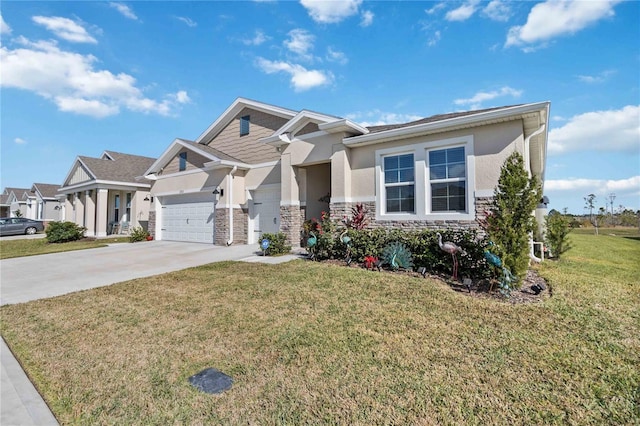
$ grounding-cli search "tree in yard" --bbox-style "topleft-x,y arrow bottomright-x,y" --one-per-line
486,152 -> 541,284
544,210 -> 573,259
13,209 -> 22,218
584,193 -> 600,235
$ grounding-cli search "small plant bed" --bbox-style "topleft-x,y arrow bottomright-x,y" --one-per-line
322,257 -> 549,304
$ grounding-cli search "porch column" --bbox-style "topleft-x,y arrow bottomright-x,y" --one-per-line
330,144 -> 352,218
64,197 -> 73,221
96,189 -> 108,237
280,153 -> 302,246
85,190 -> 96,237
74,192 -> 85,227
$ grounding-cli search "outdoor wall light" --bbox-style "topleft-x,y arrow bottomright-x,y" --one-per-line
143,195 -> 150,201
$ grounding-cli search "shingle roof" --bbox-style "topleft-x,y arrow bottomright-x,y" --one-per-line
32,183 -> 61,199
78,152 -> 156,183
364,105 -> 523,134
178,139 -> 244,163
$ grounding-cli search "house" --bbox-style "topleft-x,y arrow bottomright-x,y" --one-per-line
144,97 -> 550,246
1,187 -> 31,218
57,151 -> 155,237
30,183 -> 63,222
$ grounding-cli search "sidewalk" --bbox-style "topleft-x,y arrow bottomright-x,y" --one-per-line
1,246 -> 304,425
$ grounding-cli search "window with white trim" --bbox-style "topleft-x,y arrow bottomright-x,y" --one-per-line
383,153 -> 415,213
375,135 -> 474,221
428,147 -> 466,212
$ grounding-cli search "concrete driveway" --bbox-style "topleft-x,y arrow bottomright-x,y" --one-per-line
0,241 -> 261,306
1,241 -> 301,425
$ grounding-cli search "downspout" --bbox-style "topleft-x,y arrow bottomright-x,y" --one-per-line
226,166 -> 238,246
525,123 -> 546,263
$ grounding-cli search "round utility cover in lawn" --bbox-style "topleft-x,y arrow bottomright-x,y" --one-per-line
188,368 -> 233,394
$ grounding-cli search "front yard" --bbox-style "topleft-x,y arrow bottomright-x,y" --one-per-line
0,236 -> 128,260
0,231 -> 638,424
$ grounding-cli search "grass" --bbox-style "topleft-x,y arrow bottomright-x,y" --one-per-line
0,237 -> 128,260
1,232 -> 639,424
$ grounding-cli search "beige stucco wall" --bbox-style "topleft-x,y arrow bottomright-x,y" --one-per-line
305,163 -> 331,220
245,163 -> 281,189
347,120 -> 525,198
150,169 -> 227,198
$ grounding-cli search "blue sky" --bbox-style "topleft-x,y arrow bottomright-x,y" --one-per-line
1,0 -> 638,215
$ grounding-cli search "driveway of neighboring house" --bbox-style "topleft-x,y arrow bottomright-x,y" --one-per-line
1,241 -> 301,425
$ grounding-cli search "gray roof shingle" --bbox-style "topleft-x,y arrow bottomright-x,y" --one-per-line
78,152 -> 156,183
32,183 -> 61,199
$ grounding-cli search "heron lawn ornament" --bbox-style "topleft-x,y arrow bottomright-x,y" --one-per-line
381,242 -> 413,271
306,231 -> 318,260
436,232 -> 467,280
340,229 -> 352,265
484,242 -> 517,297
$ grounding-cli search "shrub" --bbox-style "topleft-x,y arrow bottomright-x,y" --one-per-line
46,221 -> 86,243
261,232 -> 291,256
486,152 -> 541,284
129,226 -> 150,243
545,212 -> 573,259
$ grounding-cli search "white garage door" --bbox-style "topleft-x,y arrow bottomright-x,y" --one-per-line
251,187 -> 280,242
161,193 -> 215,243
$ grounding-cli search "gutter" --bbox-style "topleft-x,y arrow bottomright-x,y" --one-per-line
226,166 -> 238,246
524,123 -> 546,178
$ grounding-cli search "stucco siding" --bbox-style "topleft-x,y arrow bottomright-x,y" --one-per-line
151,169 -> 227,197
206,108 -> 287,164
245,163 -> 281,189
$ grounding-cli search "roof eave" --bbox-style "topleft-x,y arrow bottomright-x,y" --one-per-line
344,101 -> 551,147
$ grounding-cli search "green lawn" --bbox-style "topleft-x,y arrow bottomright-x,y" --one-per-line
0,232 -> 638,424
0,237 -> 128,260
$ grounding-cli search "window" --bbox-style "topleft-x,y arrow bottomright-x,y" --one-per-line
179,152 -> 187,171
429,147 -> 466,212
240,115 -> 250,136
383,154 -> 415,213
126,193 -> 131,220
114,194 -> 120,222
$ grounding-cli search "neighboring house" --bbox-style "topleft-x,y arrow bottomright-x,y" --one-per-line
2,187 -> 31,218
0,189 -> 12,217
58,151 -> 155,237
145,97 -> 550,246
30,183 -> 63,222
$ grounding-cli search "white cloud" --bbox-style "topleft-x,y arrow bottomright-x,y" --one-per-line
300,0 -> 362,24
14,137 -> 27,145
326,47 -> 348,65
428,30 -> 441,47
506,0 -> 622,49
360,10 -> 374,27
1,37 -> 186,118
255,57 -> 332,92
346,110 -> 423,127
445,0 -> 480,22
548,105 -> 640,154
425,3 -> 446,15
176,16 -> 197,27
173,90 -> 190,104
285,29 -> 314,56
453,86 -> 523,109
482,0 -> 511,22
109,2 -> 139,21
578,69 -> 616,84
546,176 -> 640,200
1,14 -> 11,35
32,16 -> 97,44
242,30 -> 269,46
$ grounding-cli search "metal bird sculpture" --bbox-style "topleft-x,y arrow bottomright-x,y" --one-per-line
340,229 -> 352,265
436,232 -> 467,280
306,231 -> 317,260
381,242 -> 413,271
484,241 -> 517,297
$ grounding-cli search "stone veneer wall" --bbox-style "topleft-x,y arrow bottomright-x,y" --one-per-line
280,205 -> 305,247
214,207 -> 248,245
330,197 -> 494,232
148,211 -> 156,238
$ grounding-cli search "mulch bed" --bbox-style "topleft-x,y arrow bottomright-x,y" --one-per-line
321,258 -> 550,304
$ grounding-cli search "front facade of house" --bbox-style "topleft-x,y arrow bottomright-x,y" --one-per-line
3,188 -> 31,218
29,183 -> 63,222
58,151 -> 154,237
145,98 -> 550,246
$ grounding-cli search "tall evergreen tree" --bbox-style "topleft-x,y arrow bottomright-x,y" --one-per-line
487,152 -> 541,282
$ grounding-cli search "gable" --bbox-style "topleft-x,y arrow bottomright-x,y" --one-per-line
206,107 -> 288,164
67,162 -> 93,186
163,148 -> 210,174
295,122 -> 320,137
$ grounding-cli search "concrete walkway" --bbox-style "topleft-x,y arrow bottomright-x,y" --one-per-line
0,242 -> 303,425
